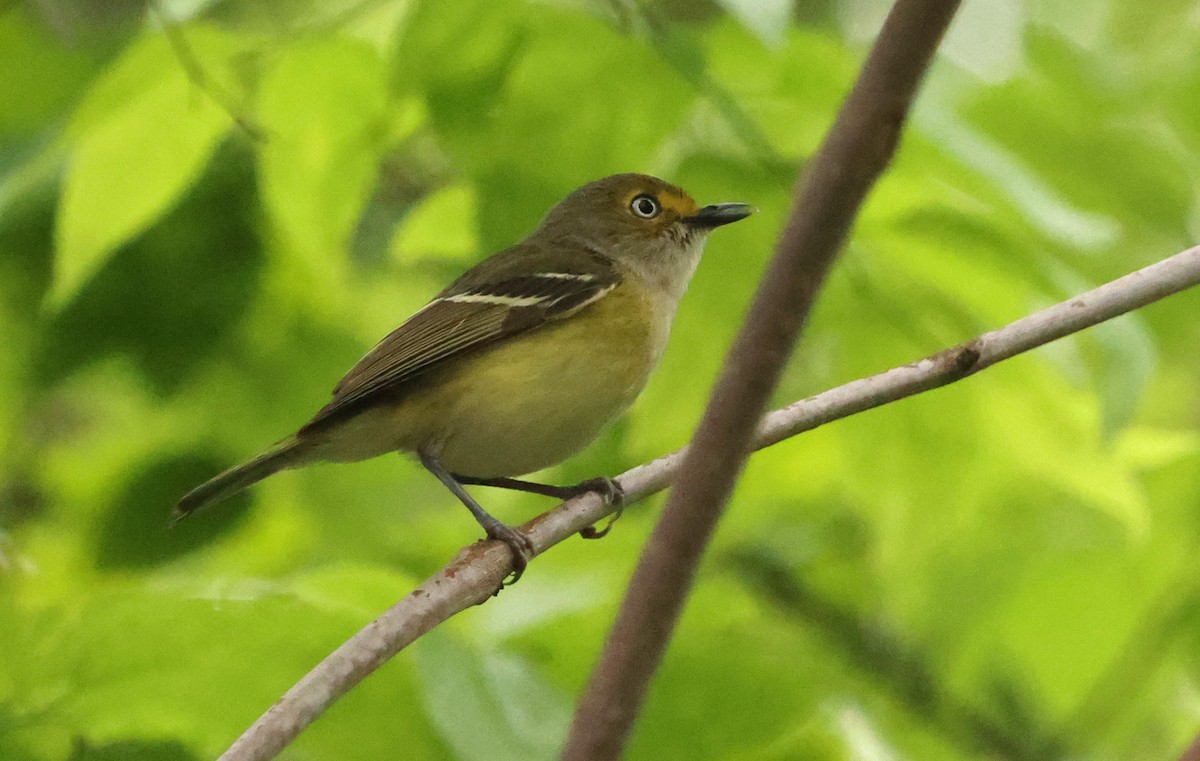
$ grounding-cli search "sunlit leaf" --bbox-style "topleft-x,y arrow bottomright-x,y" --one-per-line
53,27 -> 237,308
41,142 -> 263,393
390,184 -> 479,265
256,36 -> 389,292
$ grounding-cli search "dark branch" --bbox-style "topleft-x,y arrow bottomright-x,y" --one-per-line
560,1 -> 964,758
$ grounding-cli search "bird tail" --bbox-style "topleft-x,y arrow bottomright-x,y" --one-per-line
173,436 -> 309,523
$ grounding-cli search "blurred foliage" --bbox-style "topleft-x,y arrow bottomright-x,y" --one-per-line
2,0 -> 1200,759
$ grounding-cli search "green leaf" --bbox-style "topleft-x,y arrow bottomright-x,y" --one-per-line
93,452 -> 253,570
715,0 -> 792,49
1116,427 -> 1200,471
391,0 -> 531,102
0,8 -> 95,136
915,106 -> 1120,249
1091,314 -> 1157,439
53,27 -> 236,308
1,582 -> 439,761
40,142 -> 263,394
413,633 -> 569,761
705,24 -> 856,160
938,0 -> 1026,82
256,36 -> 389,283
390,184 -> 479,265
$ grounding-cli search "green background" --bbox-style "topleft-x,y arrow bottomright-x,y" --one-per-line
3,0 -> 1200,759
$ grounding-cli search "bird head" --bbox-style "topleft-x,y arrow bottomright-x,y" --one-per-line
535,173 -> 752,296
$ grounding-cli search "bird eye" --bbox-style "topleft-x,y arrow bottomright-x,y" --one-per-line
630,194 -> 660,219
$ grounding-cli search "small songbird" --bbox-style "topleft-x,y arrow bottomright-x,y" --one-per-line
175,173 -> 751,580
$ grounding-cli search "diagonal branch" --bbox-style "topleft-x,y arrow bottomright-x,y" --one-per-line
561,0 -> 964,757
219,244 -> 1200,761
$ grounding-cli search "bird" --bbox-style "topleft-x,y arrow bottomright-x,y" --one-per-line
175,173 -> 751,581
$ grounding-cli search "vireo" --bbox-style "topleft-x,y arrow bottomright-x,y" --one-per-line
176,173 -> 751,579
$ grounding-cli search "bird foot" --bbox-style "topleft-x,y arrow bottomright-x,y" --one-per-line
486,522 -> 535,586
575,477 -> 625,540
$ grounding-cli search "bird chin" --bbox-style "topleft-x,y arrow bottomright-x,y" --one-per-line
665,222 -> 700,247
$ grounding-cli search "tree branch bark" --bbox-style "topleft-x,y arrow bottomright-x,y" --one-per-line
215,252 -> 1200,761
561,0 -> 963,757
1181,734 -> 1200,761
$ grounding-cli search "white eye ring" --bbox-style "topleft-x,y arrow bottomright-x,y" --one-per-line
630,194 -> 660,219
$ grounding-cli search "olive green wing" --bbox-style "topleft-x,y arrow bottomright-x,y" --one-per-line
300,258 -> 620,432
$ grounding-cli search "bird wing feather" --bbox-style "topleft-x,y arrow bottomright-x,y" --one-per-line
301,251 -> 619,432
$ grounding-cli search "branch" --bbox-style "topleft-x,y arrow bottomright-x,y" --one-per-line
562,0 -> 963,757
1181,734 -> 1200,761
219,245 -> 1200,761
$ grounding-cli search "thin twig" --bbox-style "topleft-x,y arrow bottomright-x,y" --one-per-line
562,0 -> 963,757
219,245 -> 1200,761
149,1 -> 266,142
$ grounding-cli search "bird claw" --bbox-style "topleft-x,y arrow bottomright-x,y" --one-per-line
576,477 -> 625,540
486,523 -> 535,586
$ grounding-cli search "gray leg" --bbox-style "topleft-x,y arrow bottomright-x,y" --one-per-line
452,474 -> 625,539
420,451 -> 534,583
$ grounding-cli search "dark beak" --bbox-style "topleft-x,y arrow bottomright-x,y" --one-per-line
683,202 -> 754,230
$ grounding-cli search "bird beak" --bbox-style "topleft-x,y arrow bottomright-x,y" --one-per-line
683,203 -> 754,230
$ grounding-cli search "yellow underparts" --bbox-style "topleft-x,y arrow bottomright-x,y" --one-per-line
310,280 -> 663,477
